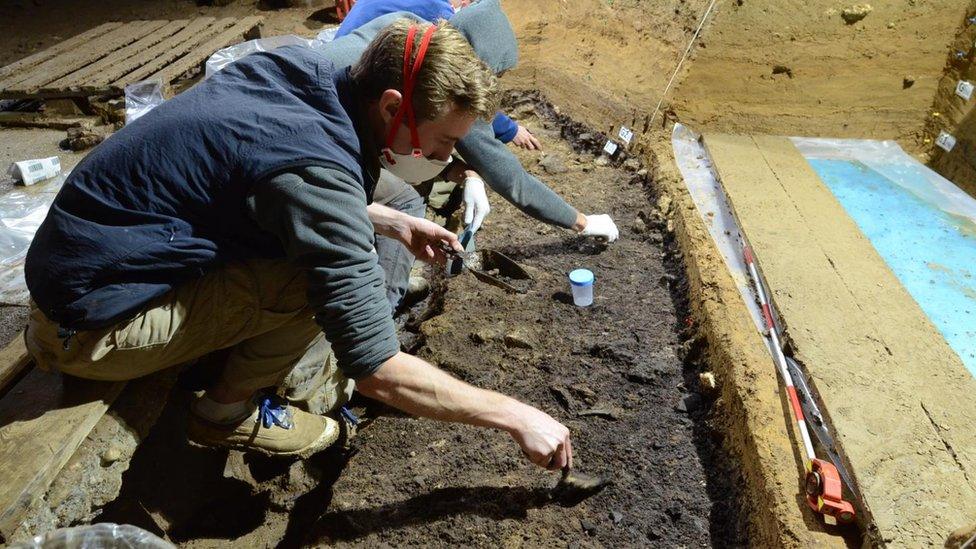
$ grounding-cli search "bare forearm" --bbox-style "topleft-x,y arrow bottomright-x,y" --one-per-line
366,202 -> 410,240
357,352 -> 525,432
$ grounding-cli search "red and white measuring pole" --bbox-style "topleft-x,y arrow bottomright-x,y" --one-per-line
742,243 -> 856,524
742,244 -> 816,460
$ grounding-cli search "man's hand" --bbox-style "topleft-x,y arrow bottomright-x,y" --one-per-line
506,402 -> 573,470
577,213 -> 620,242
356,352 -> 574,472
367,203 -> 462,264
511,125 -> 542,150
462,175 -> 491,232
399,216 -> 462,265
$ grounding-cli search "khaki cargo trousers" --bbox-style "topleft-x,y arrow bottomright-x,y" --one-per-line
25,259 -> 352,413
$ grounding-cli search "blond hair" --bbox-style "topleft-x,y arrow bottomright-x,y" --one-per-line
351,19 -> 498,121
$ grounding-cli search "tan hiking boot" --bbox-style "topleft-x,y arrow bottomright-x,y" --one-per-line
187,396 -> 339,458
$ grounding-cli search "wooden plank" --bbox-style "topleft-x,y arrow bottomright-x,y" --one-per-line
0,112 -> 96,130
5,20 -> 168,93
0,369 -> 124,541
145,15 -> 264,91
703,133 -> 976,547
45,19 -> 191,91
0,335 -> 30,395
0,22 -> 123,83
105,17 -> 230,88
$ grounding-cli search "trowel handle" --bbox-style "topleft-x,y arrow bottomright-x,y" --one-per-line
459,228 -> 475,250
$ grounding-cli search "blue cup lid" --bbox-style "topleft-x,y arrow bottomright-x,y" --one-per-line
569,268 -> 594,286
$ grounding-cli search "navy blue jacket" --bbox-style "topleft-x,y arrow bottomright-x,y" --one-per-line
26,46 -> 365,331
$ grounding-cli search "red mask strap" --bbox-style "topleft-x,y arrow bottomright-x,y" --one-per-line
384,25 -> 437,158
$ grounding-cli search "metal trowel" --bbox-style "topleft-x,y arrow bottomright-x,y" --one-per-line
443,229 -> 534,294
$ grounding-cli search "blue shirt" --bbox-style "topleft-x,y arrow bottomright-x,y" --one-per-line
336,0 -> 455,38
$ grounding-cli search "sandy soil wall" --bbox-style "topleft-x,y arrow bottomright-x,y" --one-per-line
673,0 -> 968,148
924,2 -> 976,198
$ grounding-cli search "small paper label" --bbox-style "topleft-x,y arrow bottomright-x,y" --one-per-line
618,126 -> 634,145
603,140 -> 618,155
935,131 -> 957,152
956,80 -> 974,101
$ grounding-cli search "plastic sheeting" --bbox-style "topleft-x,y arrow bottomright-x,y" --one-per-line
0,173 -> 65,305
204,35 -> 325,79
9,523 -> 174,549
124,79 -> 165,124
670,123 -> 766,330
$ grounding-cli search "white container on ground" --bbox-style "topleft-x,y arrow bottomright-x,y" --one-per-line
569,268 -> 595,307
7,156 -> 60,186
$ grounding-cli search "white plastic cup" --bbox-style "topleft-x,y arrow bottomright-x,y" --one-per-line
569,268 -> 595,307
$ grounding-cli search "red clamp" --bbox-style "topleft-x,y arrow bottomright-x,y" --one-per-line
805,459 -> 856,524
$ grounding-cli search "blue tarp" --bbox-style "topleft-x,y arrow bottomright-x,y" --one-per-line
794,139 -> 976,376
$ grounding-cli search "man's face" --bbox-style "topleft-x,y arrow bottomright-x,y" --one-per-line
378,90 -> 477,161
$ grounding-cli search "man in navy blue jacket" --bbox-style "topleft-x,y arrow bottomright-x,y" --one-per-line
24,20 -> 575,470
336,0 -> 541,150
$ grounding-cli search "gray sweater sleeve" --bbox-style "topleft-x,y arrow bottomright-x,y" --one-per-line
246,165 -> 399,379
455,119 -> 578,229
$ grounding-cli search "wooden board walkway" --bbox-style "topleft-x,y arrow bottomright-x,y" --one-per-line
0,335 -> 124,543
0,16 -> 263,100
703,134 -> 976,546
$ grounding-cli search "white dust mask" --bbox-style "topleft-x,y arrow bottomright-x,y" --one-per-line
378,24 -> 450,184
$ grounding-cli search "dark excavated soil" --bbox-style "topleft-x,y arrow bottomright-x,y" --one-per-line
94,93 -> 746,548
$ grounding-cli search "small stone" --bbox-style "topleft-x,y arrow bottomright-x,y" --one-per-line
538,154 -> 568,175
610,510 -> 624,524
503,330 -> 534,350
100,446 -> 122,466
772,65 -> 793,78
62,128 -> 104,151
886,21 -> 895,29
623,158 -> 641,172
841,4 -> 872,24
699,372 -> 717,391
632,217 -> 647,234
903,76 -> 915,89
412,475 -> 426,487
636,168 -> 649,177
656,194 -> 673,214
593,155 -> 610,167
580,519 -> 597,534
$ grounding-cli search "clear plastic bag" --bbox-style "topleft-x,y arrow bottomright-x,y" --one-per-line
316,26 -> 339,43
9,523 -> 174,549
204,35 -> 323,79
124,79 -> 165,124
0,173 -> 65,305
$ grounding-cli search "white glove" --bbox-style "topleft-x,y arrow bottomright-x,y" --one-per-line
580,214 -> 619,242
462,176 -> 491,232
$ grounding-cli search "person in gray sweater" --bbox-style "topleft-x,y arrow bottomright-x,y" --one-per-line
318,0 -> 619,308
26,20 -> 574,469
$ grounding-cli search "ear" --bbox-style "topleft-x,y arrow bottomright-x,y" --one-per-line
378,89 -> 403,125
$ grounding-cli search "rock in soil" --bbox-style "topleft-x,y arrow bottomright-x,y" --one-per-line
841,4 -> 872,24
539,153 -> 569,174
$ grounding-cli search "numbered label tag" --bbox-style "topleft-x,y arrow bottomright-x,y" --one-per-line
956,80 -> 974,101
618,126 -> 634,145
603,140 -> 619,156
935,131 -> 957,152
